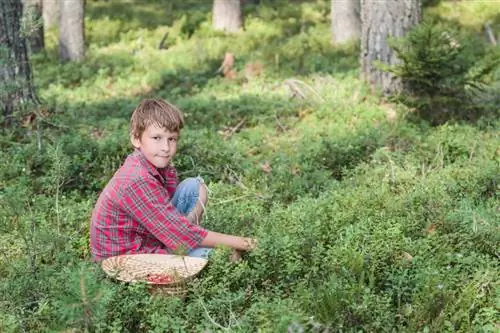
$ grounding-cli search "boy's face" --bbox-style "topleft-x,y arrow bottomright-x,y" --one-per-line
131,124 -> 179,168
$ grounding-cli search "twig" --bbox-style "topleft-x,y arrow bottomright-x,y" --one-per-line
222,117 -> 246,140
199,299 -> 230,331
36,118 -> 42,151
229,118 -> 246,137
285,79 -> 307,100
469,141 -> 477,161
485,22 -> 497,46
275,115 -> 288,132
211,194 -> 253,206
384,149 -> 396,185
224,165 -> 249,190
158,31 -> 170,50
284,78 -> 325,103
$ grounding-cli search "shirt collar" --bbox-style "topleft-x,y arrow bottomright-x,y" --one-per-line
133,149 -> 162,179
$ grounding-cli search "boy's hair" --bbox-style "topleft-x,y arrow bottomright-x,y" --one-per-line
130,98 -> 184,139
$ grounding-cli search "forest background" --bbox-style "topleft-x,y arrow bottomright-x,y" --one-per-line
0,0 -> 499,332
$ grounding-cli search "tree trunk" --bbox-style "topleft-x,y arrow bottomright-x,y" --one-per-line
361,0 -> 421,94
213,0 -> 243,33
24,0 -> 45,52
43,0 -> 59,29
331,0 -> 361,44
0,0 -> 38,124
59,0 -> 85,62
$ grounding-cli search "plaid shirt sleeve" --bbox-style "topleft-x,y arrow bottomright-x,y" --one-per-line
120,176 -> 208,253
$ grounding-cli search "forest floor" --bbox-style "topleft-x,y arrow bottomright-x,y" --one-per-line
0,1 -> 499,332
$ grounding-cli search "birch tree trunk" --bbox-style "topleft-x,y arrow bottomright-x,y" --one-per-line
213,0 -> 243,33
24,0 -> 45,52
331,0 -> 361,44
59,0 -> 85,62
43,0 -> 59,29
361,0 -> 421,94
0,0 -> 38,124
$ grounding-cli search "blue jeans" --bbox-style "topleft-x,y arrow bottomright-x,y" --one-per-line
171,177 -> 212,259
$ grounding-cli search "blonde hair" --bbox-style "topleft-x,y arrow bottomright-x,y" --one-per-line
130,98 -> 184,139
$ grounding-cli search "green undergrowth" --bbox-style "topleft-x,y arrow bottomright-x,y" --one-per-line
0,1 -> 499,332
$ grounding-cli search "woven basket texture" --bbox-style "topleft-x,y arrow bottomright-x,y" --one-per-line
101,254 -> 208,297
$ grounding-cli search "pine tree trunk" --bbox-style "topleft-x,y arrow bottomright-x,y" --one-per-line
0,0 -> 38,124
25,0 -> 45,52
361,0 -> 421,94
331,0 -> 361,44
213,0 -> 243,33
59,0 -> 85,62
43,0 -> 59,29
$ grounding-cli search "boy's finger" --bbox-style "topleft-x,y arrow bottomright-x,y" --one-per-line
229,249 -> 242,262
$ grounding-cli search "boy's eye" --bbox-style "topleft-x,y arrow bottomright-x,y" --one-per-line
168,137 -> 177,142
152,136 -> 161,141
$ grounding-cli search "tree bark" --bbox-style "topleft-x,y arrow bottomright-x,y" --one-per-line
361,0 -> 421,94
0,0 -> 38,124
331,0 -> 361,45
213,0 -> 243,33
59,0 -> 85,62
43,0 -> 59,29
24,0 -> 45,52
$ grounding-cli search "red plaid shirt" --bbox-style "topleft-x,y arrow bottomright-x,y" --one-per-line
90,149 -> 207,261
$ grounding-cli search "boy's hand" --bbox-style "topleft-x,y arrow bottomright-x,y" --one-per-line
201,232 -> 257,252
229,249 -> 242,263
245,238 -> 257,251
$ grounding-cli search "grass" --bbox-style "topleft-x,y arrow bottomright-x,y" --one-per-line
0,0 -> 499,332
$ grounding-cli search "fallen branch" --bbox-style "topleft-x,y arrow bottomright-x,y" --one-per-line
275,115 -> 288,132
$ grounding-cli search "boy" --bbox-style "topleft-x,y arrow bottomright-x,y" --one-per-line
90,98 -> 255,261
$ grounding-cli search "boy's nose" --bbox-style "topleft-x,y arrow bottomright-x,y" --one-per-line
162,140 -> 171,151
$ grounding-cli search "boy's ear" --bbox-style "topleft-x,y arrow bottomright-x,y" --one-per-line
130,135 -> 141,148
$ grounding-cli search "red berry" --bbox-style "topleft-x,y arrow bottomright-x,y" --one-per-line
147,273 -> 174,284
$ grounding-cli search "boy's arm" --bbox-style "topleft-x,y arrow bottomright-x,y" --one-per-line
122,177 -> 256,253
122,177 -> 208,253
200,231 -> 256,251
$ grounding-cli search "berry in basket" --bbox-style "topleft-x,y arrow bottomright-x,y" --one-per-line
147,273 -> 175,284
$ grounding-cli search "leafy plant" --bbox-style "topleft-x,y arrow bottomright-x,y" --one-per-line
386,21 -> 500,124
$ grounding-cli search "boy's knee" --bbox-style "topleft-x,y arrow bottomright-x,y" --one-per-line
179,177 -> 199,190
198,181 -> 208,205
179,177 -> 207,204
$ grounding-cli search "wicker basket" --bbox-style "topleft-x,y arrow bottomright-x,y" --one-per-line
101,253 -> 208,298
